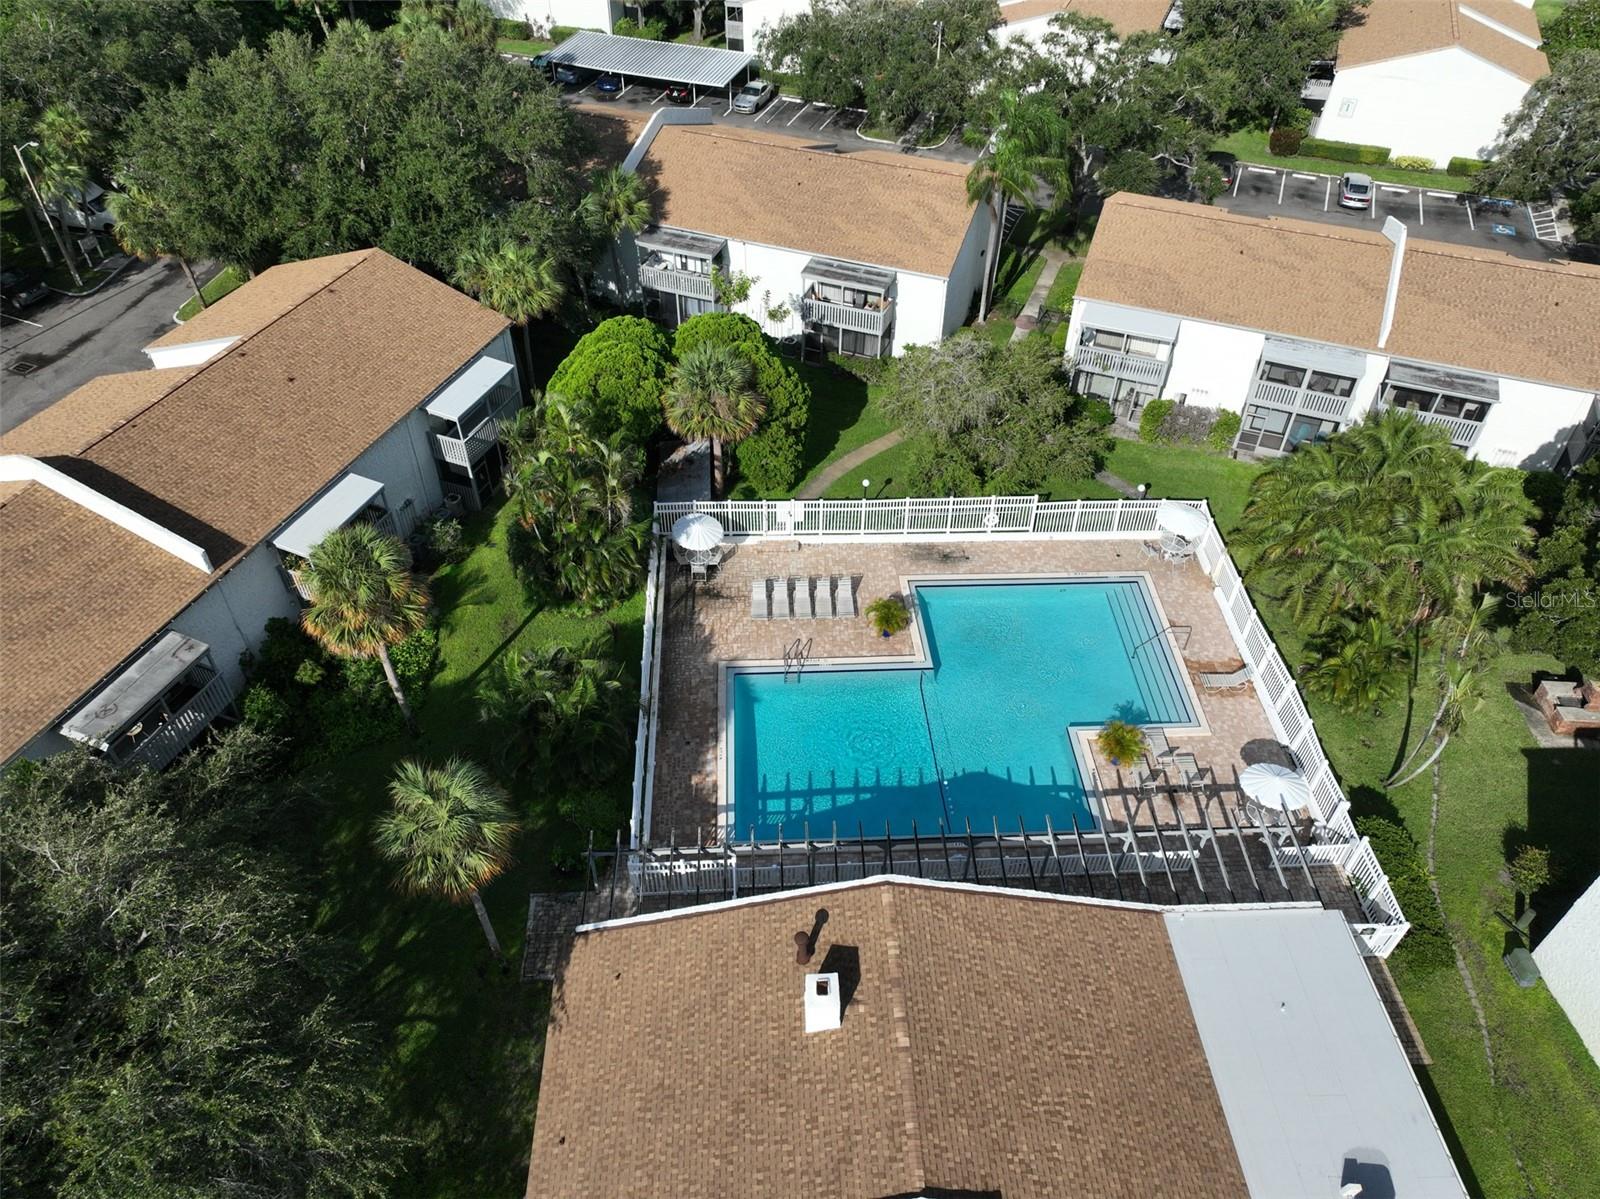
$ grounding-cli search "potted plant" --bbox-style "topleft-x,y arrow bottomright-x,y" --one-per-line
865,596 -> 911,639
1096,719 -> 1147,767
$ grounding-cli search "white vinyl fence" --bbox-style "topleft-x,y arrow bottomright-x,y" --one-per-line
635,496 -> 1409,956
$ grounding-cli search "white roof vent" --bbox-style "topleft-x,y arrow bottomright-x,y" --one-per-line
803,972 -> 841,1035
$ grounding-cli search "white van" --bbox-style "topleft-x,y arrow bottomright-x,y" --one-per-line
61,182 -> 116,232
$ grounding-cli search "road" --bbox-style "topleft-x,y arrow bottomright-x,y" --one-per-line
1214,161 -> 1566,262
1,257 -> 219,434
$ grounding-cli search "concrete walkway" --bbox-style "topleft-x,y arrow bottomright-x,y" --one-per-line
795,429 -> 906,499
1010,249 -> 1074,342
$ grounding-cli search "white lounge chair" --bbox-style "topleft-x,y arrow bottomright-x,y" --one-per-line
818,577 -> 837,618
1198,665 -> 1252,693
750,579 -> 769,620
1144,726 -> 1173,760
772,577 -> 791,619
1172,752 -> 1206,788
793,577 -> 813,619
836,576 -> 857,618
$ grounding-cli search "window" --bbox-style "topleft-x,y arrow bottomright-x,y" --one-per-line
1125,335 -> 1164,359
727,5 -> 743,20
1259,361 -> 1306,388
1432,395 -> 1489,422
1073,371 -> 1116,399
726,36 -> 743,50
1387,385 -> 1435,412
1306,370 -> 1355,397
1087,329 -> 1127,352
1246,405 -> 1291,434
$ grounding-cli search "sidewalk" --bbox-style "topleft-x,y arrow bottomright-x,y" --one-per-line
1010,249 -> 1074,341
795,429 -> 906,499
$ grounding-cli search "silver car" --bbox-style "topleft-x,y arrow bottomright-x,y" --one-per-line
732,79 -> 775,114
1338,172 -> 1374,210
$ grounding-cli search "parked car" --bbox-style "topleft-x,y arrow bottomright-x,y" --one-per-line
1205,151 -> 1237,190
58,182 -> 116,232
663,81 -> 694,104
1338,172 -> 1373,210
594,73 -> 624,96
1,268 -> 50,313
732,79 -> 775,114
529,52 -> 553,78
553,63 -> 594,87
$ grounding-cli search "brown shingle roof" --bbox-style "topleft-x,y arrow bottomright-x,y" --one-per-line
1076,194 -> 1600,392
529,880 -> 1248,1199
999,0 -> 1174,35
1336,0 -> 1548,83
0,250 -> 507,760
638,123 -> 979,277
0,367 -> 201,457
145,249 -> 375,349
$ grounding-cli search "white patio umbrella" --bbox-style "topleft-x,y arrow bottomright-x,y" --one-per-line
1155,500 -> 1208,543
1239,762 -> 1312,813
670,513 -> 726,566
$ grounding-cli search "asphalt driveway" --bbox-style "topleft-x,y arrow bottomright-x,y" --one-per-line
1,257 -> 217,434
1214,162 -> 1565,262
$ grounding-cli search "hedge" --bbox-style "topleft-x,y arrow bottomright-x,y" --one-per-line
1298,137 -> 1391,165
1269,127 -> 1305,156
1389,154 -> 1435,171
1356,816 -> 1454,971
1447,156 -> 1487,177
1138,398 -> 1175,444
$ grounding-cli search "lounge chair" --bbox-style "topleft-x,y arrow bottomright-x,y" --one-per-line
793,577 -> 813,619
1172,752 -> 1206,787
818,577 -> 837,618
1132,762 -> 1163,792
750,579 -> 770,620
1144,726 -> 1173,760
836,576 -> 857,618
772,577 -> 791,619
1198,664 -> 1252,693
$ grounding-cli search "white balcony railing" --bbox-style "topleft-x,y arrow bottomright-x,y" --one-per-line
123,672 -> 236,771
640,262 -> 717,302
1075,346 -> 1169,385
435,407 -> 508,468
802,294 -> 893,336
1248,379 -> 1352,420
1379,404 -> 1483,447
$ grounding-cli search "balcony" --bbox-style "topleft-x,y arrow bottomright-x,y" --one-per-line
1248,379 -> 1353,420
1075,345 -> 1168,386
802,291 -> 894,336
640,257 -> 717,302
435,403 -> 511,468
1380,404 -> 1484,448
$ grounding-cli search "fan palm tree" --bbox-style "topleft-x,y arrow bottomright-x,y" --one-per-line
965,91 -> 1071,322
661,342 -> 767,495
579,165 -> 653,302
374,757 -> 519,956
1301,614 -> 1405,714
32,105 -> 94,287
452,232 -> 565,373
299,524 -> 431,734
478,640 -> 629,777
106,182 -> 207,311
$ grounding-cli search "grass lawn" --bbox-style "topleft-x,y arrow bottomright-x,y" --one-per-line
307,501 -> 642,1197
496,36 -> 553,56
1044,260 -> 1082,312
1214,129 -> 1473,192
176,264 -> 246,321
1534,0 -> 1570,29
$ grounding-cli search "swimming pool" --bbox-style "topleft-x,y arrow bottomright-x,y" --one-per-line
727,577 -> 1198,840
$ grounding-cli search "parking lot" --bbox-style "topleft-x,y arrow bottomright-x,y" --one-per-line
1214,161 -> 1565,261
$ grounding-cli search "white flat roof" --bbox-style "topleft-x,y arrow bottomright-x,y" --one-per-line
61,631 -> 209,748
424,357 -> 514,424
547,30 -> 756,88
1165,907 -> 1468,1199
272,473 -> 384,559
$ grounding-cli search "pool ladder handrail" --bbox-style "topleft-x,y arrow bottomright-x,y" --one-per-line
783,637 -> 813,682
1131,623 -> 1192,657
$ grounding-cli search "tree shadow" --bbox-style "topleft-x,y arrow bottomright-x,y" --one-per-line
795,362 -> 871,478
1509,747 -> 1600,945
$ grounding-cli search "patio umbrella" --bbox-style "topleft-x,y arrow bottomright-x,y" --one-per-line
1239,762 -> 1312,813
671,513 -> 724,553
1155,500 -> 1208,543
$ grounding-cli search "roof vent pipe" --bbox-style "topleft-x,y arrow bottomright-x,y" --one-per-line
0,454 -> 213,573
1378,215 -> 1407,349
803,972 -> 841,1034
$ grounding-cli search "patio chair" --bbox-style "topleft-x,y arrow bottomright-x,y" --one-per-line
772,577 -> 791,619
1139,540 -> 1163,563
1172,752 -> 1206,788
1144,726 -> 1173,760
690,561 -> 709,584
793,577 -> 814,619
836,575 -> 858,619
818,577 -> 837,618
1198,664 -> 1252,693
750,579 -> 770,620
1132,762 -> 1163,793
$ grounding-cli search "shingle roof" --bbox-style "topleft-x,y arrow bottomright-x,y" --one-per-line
0,250 -> 507,760
1076,194 -> 1600,393
529,880 -> 1249,1199
1336,0 -> 1548,83
636,123 -> 980,278
999,0 -> 1175,35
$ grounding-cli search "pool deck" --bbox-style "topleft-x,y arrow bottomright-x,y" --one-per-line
651,538 -> 1281,843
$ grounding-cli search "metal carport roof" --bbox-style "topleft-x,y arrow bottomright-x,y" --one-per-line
547,31 -> 756,89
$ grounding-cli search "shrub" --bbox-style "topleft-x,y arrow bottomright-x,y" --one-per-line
549,25 -> 585,42
1356,816 -> 1453,970
495,17 -> 532,39
1446,156 -> 1486,177
547,316 -> 673,447
389,625 -> 440,688
1299,137 -> 1390,165
828,352 -> 893,385
1282,106 -> 1315,132
1096,719 -> 1147,764
614,15 -> 668,39
1081,397 -> 1115,428
735,425 -> 804,494
1207,410 -> 1242,453
1389,154 -> 1435,171
1269,126 -> 1305,156
1508,845 -> 1551,898
240,684 -> 293,737
1138,397 -> 1175,443
244,617 -> 330,694
418,515 -> 464,568
866,596 -> 911,636
1159,403 -> 1217,446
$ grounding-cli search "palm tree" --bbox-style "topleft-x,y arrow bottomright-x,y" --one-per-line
33,105 -> 94,287
661,342 -> 767,495
477,640 -> 629,777
452,232 -> 565,375
106,182 -> 207,311
1301,615 -> 1405,714
965,91 -> 1071,322
579,165 -> 652,301
299,524 -> 431,734
374,757 -> 519,957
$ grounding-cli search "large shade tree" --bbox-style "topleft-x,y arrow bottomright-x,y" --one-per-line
374,756 -> 520,957
662,341 -> 769,495
299,524 -> 431,734
106,181 -> 209,310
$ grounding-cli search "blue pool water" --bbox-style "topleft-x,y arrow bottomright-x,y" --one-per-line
728,579 -> 1195,840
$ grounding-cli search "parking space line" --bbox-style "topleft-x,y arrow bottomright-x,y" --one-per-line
1381,185 -> 1408,194
818,108 -> 836,131
653,89 -> 667,104
1324,178 -> 1331,211
1427,191 -> 1454,198
616,84 -> 633,99
1292,173 -> 1317,180
1278,172 -> 1287,202
1232,168 -> 1242,196
1418,191 -> 1424,225
1465,202 -> 1474,230
786,100 -> 808,126
1247,166 -> 1276,174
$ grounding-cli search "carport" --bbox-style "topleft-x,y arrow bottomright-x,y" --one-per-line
546,31 -> 756,106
